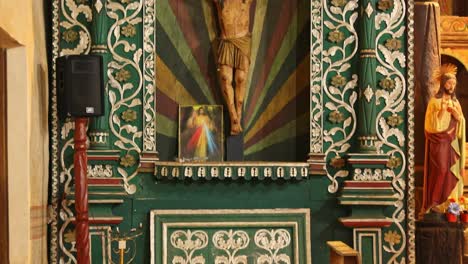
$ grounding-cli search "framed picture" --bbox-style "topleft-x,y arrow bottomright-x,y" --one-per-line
179,105 -> 223,162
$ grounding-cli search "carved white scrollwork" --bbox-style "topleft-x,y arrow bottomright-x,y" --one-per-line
375,0 -> 409,262
170,230 -> 209,264
353,168 -> 395,181
310,0 -> 324,154
87,165 -> 113,178
255,229 -> 291,264
322,0 -> 359,193
213,230 -> 249,264
107,0 -> 144,194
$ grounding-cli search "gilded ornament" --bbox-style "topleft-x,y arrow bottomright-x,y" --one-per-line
377,0 -> 394,11
384,230 -> 402,245
387,156 -> 402,169
328,110 -> 345,124
328,30 -> 345,43
64,230 -> 76,243
121,24 -> 137,38
120,154 -> 136,167
122,109 -> 137,122
331,0 -> 348,7
385,38 -> 402,51
115,68 -> 131,82
120,0 -> 132,3
330,157 -> 346,169
386,114 -> 403,127
62,30 -> 79,43
379,78 -> 396,90
331,75 -> 347,88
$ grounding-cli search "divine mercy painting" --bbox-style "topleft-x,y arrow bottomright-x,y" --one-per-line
179,105 -> 223,162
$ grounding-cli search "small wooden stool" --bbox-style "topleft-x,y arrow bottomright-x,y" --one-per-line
327,241 -> 361,264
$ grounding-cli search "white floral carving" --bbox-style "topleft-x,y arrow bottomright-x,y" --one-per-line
255,229 -> 291,264
363,85 -> 374,102
365,2 -> 374,18
213,230 -> 249,264
353,168 -> 395,181
322,0 -> 359,193
375,0 -> 408,263
310,0 -> 324,154
171,230 -> 208,264
60,0 -> 92,56
94,0 -> 103,13
143,0 -> 156,153
87,165 -> 113,178
107,0 -> 144,194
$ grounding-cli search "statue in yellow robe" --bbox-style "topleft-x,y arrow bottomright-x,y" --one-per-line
420,64 -> 466,216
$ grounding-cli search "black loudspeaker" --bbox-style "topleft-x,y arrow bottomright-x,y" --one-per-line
57,55 -> 104,119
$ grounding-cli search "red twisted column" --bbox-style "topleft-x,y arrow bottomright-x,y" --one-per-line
74,117 -> 90,264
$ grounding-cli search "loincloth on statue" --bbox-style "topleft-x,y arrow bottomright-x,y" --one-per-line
217,35 -> 251,71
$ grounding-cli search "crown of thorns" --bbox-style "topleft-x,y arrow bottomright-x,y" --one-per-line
433,63 -> 458,83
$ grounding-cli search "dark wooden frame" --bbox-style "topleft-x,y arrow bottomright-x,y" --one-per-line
0,48 -> 9,263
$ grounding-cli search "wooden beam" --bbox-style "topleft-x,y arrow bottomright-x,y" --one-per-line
0,48 -> 9,263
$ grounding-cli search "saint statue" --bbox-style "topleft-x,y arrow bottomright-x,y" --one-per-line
214,0 -> 253,135
420,64 -> 466,216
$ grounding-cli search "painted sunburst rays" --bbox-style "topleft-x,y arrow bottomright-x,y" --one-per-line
156,0 -> 310,161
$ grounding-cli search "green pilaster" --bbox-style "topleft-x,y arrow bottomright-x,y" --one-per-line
357,0 -> 378,152
88,0 -> 111,149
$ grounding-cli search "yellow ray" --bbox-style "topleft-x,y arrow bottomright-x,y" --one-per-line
156,55 -> 197,105
244,57 -> 309,142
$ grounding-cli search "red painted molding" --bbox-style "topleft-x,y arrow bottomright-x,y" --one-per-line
343,181 -> 392,188
72,217 -> 123,225
74,118 -> 90,264
88,178 -> 121,185
340,219 -> 393,228
87,156 -> 120,161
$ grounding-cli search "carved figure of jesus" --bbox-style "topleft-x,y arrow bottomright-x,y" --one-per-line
214,0 -> 253,135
